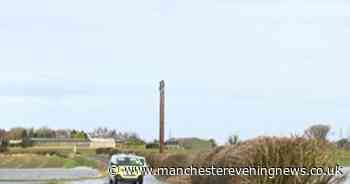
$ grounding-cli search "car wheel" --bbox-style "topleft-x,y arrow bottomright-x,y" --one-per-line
114,177 -> 119,184
138,177 -> 144,184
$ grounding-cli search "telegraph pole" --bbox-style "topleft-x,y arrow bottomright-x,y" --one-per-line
159,80 -> 165,154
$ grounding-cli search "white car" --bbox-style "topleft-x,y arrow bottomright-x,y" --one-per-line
108,154 -> 146,184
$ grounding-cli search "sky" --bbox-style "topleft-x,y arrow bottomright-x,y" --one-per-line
0,0 -> 350,143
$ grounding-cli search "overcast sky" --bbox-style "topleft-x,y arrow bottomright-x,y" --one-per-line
1,0 -> 350,143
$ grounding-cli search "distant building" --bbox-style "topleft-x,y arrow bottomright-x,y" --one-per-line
8,139 -> 23,146
89,138 -> 116,148
9,136 -> 122,149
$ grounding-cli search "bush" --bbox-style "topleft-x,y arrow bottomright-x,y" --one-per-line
63,156 -> 98,168
337,138 -> 350,150
95,147 -> 123,156
95,147 -> 113,155
0,140 -> 8,153
146,143 -> 160,149
192,136 -> 346,184
160,153 -> 192,169
21,138 -> 33,148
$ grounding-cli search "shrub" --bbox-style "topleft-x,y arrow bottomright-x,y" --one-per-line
305,124 -> 331,141
192,136 -> 346,184
161,153 -> 192,168
95,148 -> 122,156
146,143 -> 160,149
337,138 -> 350,150
95,147 -> 113,155
0,140 -> 8,153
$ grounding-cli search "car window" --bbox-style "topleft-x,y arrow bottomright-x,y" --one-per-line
116,157 -> 142,166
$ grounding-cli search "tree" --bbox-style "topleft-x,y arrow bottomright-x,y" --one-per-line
146,139 -> 160,149
209,138 -> 217,148
0,129 -> 7,140
227,134 -> 240,145
34,127 -> 56,138
126,133 -> 145,145
7,127 -> 27,140
26,128 -> 35,138
5,127 -> 32,147
337,138 -> 350,149
71,130 -> 88,140
0,129 -> 8,151
304,124 -> 330,141
90,127 -> 116,138
55,129 -> 71,139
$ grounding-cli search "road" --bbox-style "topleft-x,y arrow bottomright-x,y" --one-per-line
0,168 -> 164,184
70,176 -> 165,184
0,155 -> 166,184
0,175 -> 164,184
0,168 -> 349,184
0,176 -> 164,184
0,168 -> 100,181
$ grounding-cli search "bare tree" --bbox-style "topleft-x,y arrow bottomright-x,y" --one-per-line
7,127 -> 27,140
305,124 -> 331,141
209,138 -> 217,148
0,129 -> 7,141
34,127 -> 56,138
90,127 -> 116,138
55,129 -> 71,139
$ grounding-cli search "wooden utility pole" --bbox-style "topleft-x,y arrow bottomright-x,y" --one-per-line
159,80 -> 165,154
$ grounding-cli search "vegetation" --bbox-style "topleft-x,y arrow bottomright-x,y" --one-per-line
70,130 -> 88,139
304,124 -> 331,141
0,141 -> 7,152
0,154 -> 98,169
191,136 -> 345,184
146,142 -> 160,149
0,126 -> 146,148
7,147 -> 97,156
0,129 -> 8,152
46,182 -> 66,184
1,124 -> 350,184
227,134 -> 240,145
208,138 -> 217,148
336,149 -> 350,166
167,137 -> 214,150
337,138 -> 350,150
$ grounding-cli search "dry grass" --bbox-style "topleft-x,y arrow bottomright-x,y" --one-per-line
0,154 -> 98,169
192,136 -> 346,184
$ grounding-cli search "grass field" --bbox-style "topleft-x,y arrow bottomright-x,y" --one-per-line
0,154 -> 98,169
3,146 -> 350,168
8,147 -> 96,156
336,149 -> 350,166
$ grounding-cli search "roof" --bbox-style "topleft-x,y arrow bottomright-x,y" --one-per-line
90,138 -> 115,142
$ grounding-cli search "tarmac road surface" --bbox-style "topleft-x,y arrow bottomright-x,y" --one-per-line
0,175 -> 164,184
0,168 -> 349,184
0,167 -> 164,184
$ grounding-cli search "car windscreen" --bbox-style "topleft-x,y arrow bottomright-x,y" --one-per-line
115,157 -> 141,166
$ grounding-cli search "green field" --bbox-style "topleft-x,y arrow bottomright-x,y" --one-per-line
336,149 -> 350,166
